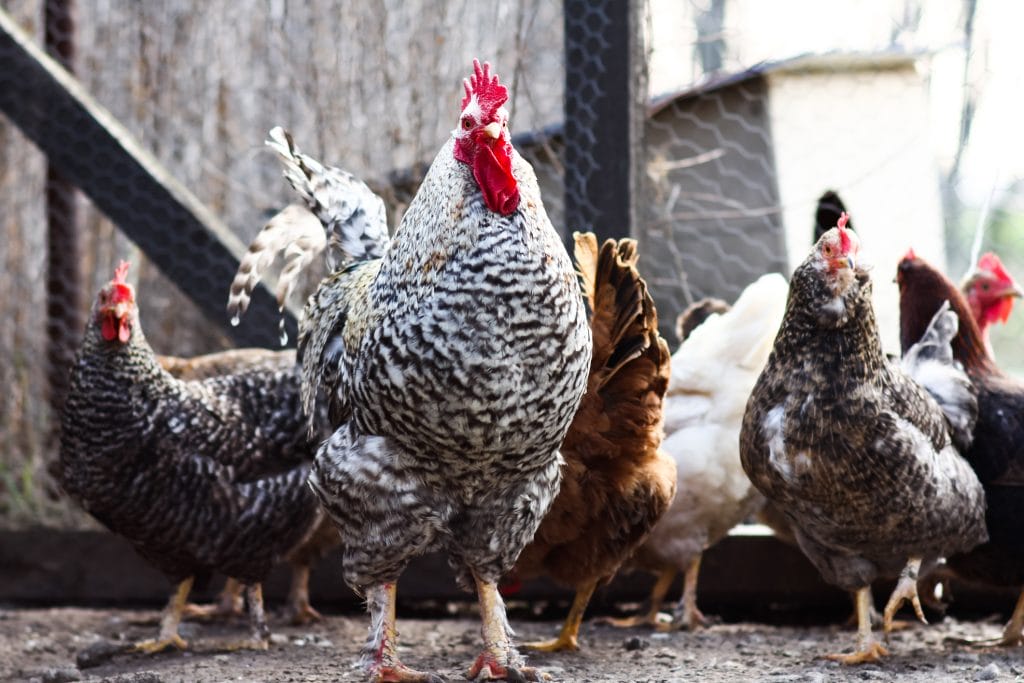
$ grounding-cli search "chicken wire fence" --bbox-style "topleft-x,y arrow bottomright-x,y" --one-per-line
0,0 -> 1017,527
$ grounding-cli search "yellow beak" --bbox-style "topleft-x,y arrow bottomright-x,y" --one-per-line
482,122 -> 501,139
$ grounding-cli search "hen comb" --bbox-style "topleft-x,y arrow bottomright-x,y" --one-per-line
461,58 -> 508,117
978,252 -> 1013,282
113,260 -> 130,284
903,247 -> 917,261
836,212 -> 854,253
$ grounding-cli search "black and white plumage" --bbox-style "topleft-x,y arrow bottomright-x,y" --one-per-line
297,59 -> 592,682
226,127 -> 390,342
740,224 -> 987,663
59,268 -> 323,652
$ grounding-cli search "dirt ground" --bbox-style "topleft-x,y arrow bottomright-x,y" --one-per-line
3,606 -> 1024,683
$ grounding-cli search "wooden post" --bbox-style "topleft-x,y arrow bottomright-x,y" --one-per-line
563,0 -> 646,241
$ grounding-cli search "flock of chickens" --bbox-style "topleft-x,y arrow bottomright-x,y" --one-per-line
53,59 -> 1024,681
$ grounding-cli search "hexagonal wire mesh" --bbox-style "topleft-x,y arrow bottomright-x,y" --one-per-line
0,0 -> 1019,529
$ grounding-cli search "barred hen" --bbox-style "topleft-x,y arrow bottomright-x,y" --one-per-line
740,217 -> 987,663
59,263 -> 323,652
295,60 -> 591,682
898,252 -> 1024,646
156,348 -> 335,625
507,232 -> 676,653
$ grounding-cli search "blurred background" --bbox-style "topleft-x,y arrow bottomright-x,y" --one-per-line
1,0 -> 1021,528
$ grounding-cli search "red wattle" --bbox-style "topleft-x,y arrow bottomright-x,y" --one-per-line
101,315 -> 117,341
119,318 -> 132,343
473,143 -> 519,216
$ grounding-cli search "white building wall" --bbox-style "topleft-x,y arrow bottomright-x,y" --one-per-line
766,66 -> 945,353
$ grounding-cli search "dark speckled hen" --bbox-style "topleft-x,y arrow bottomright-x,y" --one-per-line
740,217 -> 987,664
59,263 -> 323,653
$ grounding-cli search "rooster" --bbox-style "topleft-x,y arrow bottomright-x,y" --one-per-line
898,251 -> 1024,647
290,60 -> 591,682
740,216 -> 987,663
961,252 -> 1023,355
607,272 -> 788,631
59,263 -> 323,652
506,233 -> 676,653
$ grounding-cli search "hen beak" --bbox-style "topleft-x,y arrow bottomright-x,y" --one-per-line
482,122 -> 501,140
845,254 -> 857,271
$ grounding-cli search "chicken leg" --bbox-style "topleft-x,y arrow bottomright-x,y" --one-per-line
668,555 -> 707,631
825,586 -> 889,664
468,575 -> 546,681
284,563 -> 323,625
597,568 -> 675,629
132,577 -> 192,653
883,557 -> 927,635
361,583 -> 442,683
182,577 -> 244,621
955,588 -> 1024,648
524,579 -> 598,652
216,583 -> 271,651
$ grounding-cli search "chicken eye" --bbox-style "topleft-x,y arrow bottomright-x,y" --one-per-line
823,244 -> 834,258
982,283 -> 990,291
462,117 -> 474,130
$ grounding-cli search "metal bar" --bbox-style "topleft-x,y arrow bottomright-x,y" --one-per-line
563,0 -> 645,241
0,8 -> 295,349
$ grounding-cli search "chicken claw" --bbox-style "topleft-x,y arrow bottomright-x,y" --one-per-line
524,579 -> 597,652
468,651 -> 547,681
883,558 -> 927,634
285,564 -> 324,625
950,588 -> 1024,648
470,575 -> 547,681
131,634 -> 188,654
182,577 -> 245,621
825,586 -> 890,665
362,583 -> 443,683
132,577 -> 193,654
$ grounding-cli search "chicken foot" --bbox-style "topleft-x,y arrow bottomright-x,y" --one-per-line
524,578 -> 598,652
132,577 -> 192,653
215,584 -> 270,651
182,577 -> 244,621
595,568 -> 675,629
667,555 -> 708,631
468,574 -> 547,681
284,563 -> 323,625
883,557 -> 927,635
361,583 -> 442,683
952,587 -> 1024,648
825,586 -> 889,664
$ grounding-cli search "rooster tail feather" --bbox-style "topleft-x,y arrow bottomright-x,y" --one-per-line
266,127 -> 390,270
226,204 -> 325,339
901,300 -> 978,451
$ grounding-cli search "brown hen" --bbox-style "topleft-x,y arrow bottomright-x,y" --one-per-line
510,232 -> 677,653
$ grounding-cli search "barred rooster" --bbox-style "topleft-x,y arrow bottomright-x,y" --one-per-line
59,263 -> 323,652
285,60 -> 591,682
508,233 -> 676,653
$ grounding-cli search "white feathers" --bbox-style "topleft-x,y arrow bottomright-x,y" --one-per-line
901,301 -> 976,441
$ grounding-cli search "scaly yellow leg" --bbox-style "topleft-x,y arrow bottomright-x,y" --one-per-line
883,557 -> 927,635
468,574 -> 547,681
598,568 -> 676,628
825,586 -> 889,664
524,578 -> 598,652
132,577 -> 192,653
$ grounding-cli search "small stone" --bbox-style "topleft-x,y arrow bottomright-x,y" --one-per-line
953,653 -> 981,664
41,669 -> 81,683
975,663 -> 1001,681
804,674 -> 826,683
269,633 -> 289,646
76,640 -> 130,669
623,635 -> 648,651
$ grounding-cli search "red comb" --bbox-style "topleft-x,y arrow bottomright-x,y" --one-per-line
837,212 -> 849,230
903,247 -> 917,261
113,260 -> 130,284
978,252 -> 1012,282
462,59 -> 508,117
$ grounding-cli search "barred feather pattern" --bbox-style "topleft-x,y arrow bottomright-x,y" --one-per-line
265,126 -> 389,271
304,139 -> 592,590
226,204 -> 325,342
510,233 -> 677,588
60,308 -> 323,585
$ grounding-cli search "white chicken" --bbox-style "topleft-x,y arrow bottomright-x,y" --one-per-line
610,272 -> 788,630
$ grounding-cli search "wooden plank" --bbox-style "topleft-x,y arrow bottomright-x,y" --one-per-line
0,8 -> 295,349
1,529 -> 1015,622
